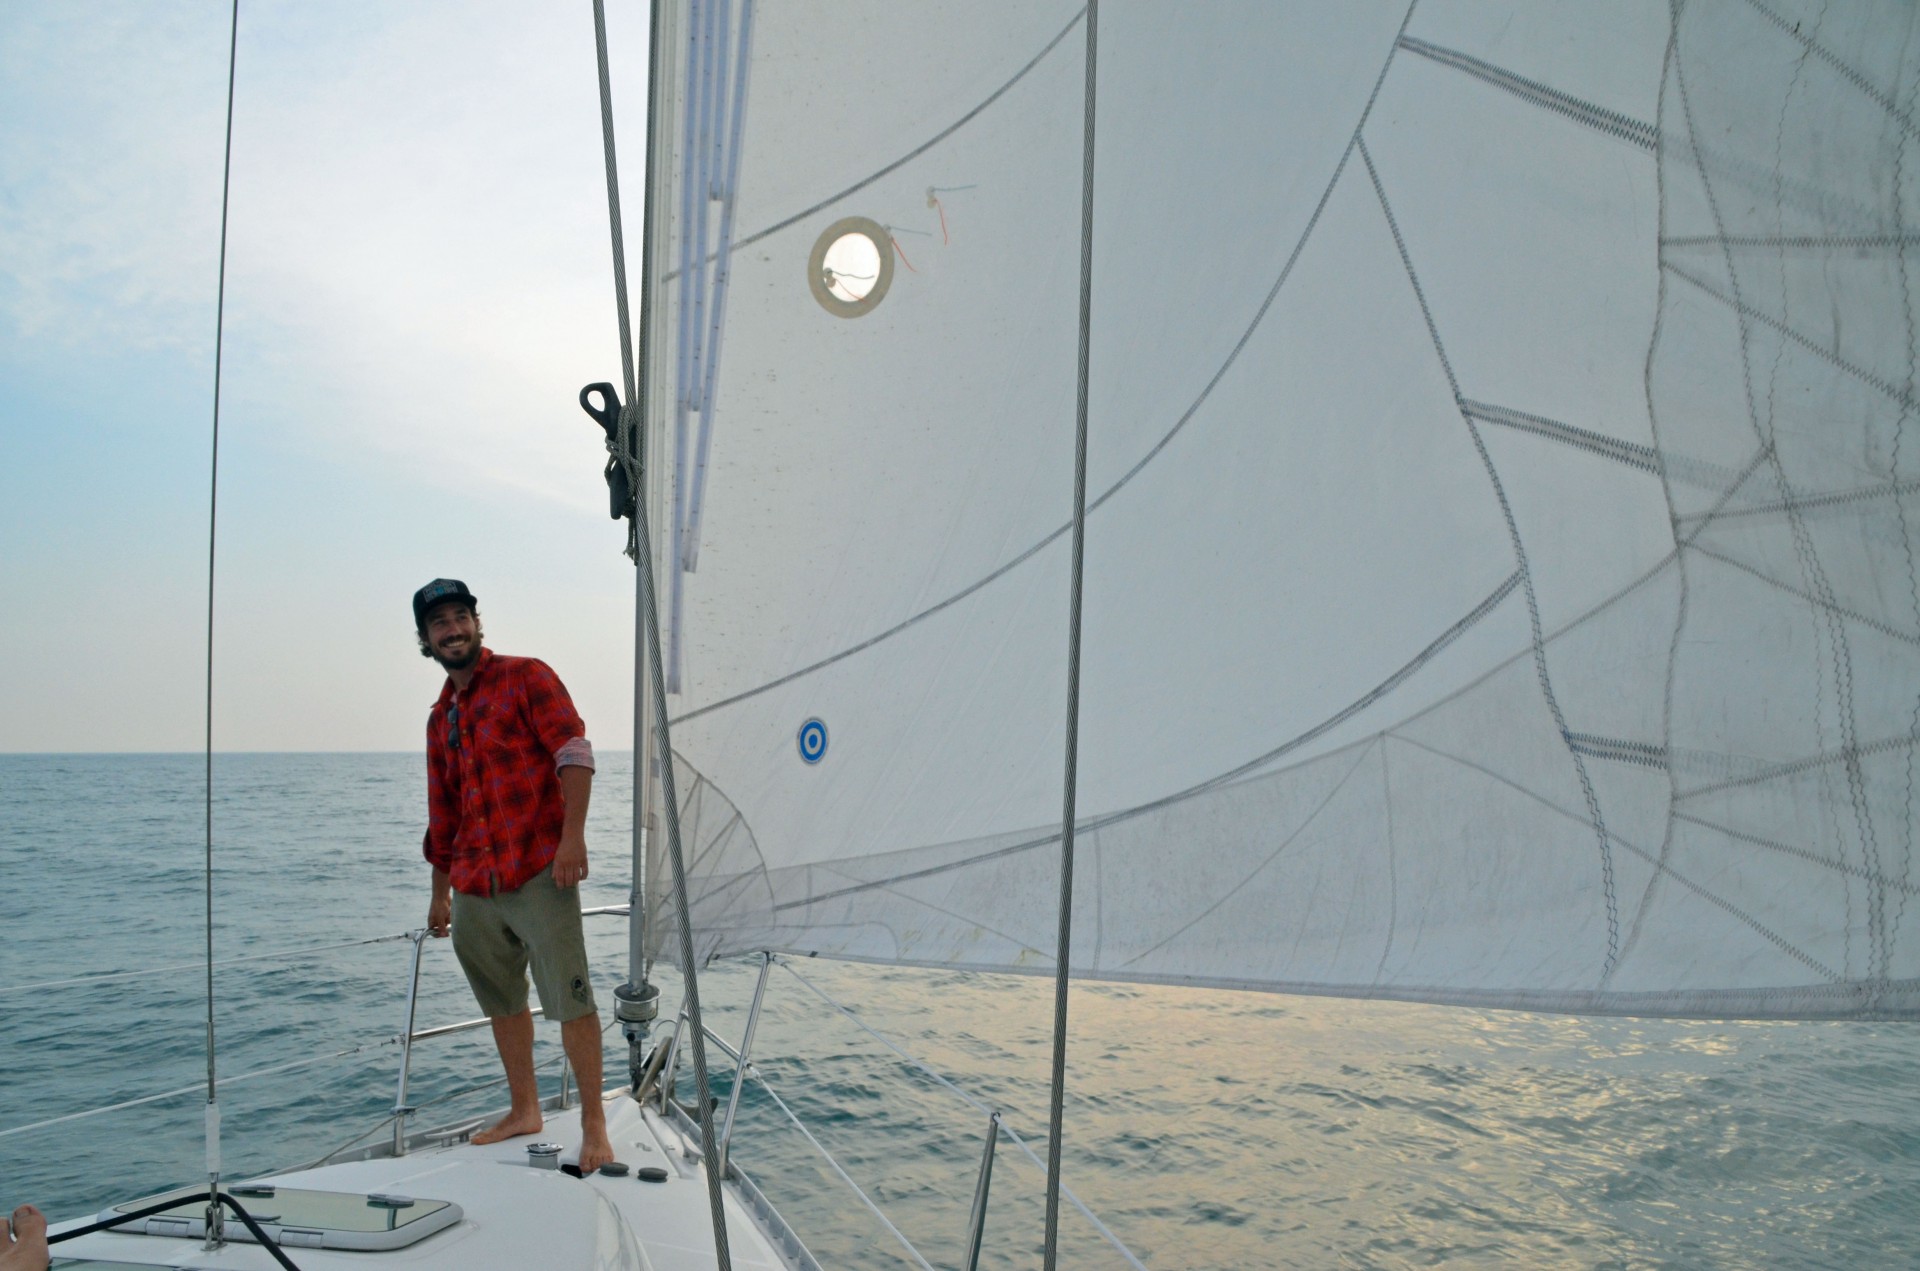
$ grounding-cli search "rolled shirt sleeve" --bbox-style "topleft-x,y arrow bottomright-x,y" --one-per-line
554,736 -> 595,771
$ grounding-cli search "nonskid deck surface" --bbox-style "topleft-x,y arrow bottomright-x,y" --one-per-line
49,1095 -> 789,1271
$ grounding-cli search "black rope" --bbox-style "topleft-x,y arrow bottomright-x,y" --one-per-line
49,1191 -> 301,1271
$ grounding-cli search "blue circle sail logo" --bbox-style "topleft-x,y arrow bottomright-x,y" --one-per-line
797,717 -> 829,765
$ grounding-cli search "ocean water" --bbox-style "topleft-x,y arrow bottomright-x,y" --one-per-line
2,752 -> 1917,1269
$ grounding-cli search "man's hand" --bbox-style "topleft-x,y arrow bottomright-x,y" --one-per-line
553,763 -> 592,890
552,832 -> 589,889
428,867 -> 452,937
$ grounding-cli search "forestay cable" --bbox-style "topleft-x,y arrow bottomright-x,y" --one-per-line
1043,3 -> 1098,1266
590,3 -> 732,1266
201,0 -> 240,1247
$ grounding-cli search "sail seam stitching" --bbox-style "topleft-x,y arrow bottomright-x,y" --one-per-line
1895,18 -> 1920,1013
1619,18 -> 1694,976
1461,398 -> 1661,473
1674,811 -> 1920,896
1678,733 -> 1916,800
1391,734 -> 1841,982
1686,541 -> 1920,648
1665,261 -> 1917,411
1665,232 -> 1920,250
1116,743 -> 1379,969
1565,733 -> 1668,767
1675,475 -> 1920,526
1673,13 -> 1879,987
1357,133 -> 1622,976
1743,0 -> 1920,142
1396,35 -> 1657,151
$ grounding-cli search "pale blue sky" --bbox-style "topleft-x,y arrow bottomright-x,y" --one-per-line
1,1 -> 656,751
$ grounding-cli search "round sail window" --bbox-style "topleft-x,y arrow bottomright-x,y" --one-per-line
809,217 -> 893,318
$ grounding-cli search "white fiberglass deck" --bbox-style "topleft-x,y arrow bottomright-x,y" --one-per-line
49,1094 -> 801,1271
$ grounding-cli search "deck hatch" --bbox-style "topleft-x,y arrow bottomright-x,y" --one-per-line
97,1186 -> 462,1252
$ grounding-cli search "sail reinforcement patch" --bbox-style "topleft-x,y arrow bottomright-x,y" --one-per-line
797,717 -> 829,764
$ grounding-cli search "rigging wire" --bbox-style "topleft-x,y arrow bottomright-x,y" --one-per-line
202,0 -> 240,1244
1044,2 -> 1098,1266
745,1071 -> 937,1271
591,2 -> 732,1266
2,911 -> 623,998
778,962 -> 1148,1270
0,932 -> 417,996
0,1039 -> 395,1143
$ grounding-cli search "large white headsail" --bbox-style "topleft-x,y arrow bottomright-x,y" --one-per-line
644,0 -> 1920,1020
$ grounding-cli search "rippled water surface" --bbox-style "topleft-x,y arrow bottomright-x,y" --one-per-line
3,753 -> 1917,1268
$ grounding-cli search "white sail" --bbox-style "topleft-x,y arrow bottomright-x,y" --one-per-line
643,0 -> 1920,1019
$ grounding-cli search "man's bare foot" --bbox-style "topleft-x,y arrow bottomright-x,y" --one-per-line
470,1109 -> 543,1145
577,1119 -> 616,1174
2,1204 -> 48,1271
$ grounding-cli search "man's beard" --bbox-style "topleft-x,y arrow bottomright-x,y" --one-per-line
432,630 -> 482,671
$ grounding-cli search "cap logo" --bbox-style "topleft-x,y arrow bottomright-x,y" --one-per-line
413,578 -> 477,626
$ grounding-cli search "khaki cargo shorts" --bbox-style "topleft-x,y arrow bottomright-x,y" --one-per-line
450,864 -> 598,1023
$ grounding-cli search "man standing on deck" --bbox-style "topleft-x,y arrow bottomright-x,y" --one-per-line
413,577 -> 615,1173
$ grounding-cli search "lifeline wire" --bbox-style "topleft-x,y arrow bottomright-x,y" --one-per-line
590,2 -> 732,1266
1043,2 -> 1098,1266
203,2 -> 240,1233
0,1039 -> 393,1142
0,932 -> 416,996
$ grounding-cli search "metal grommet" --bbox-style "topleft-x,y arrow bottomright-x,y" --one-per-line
808,216 -> 894,318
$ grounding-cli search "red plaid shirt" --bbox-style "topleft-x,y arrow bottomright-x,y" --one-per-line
423,648 -> 589,897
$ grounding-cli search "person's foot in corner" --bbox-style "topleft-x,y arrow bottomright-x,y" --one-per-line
2,1205 -> 48,1271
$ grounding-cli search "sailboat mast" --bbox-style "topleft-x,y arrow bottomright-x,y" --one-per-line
631,0 -> 670,1035
592,0 -> 662,1081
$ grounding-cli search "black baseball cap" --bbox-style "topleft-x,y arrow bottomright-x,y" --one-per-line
413,578 -> 478,629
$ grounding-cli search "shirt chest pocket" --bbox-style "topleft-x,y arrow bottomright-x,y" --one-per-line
470,708 -> 523,757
